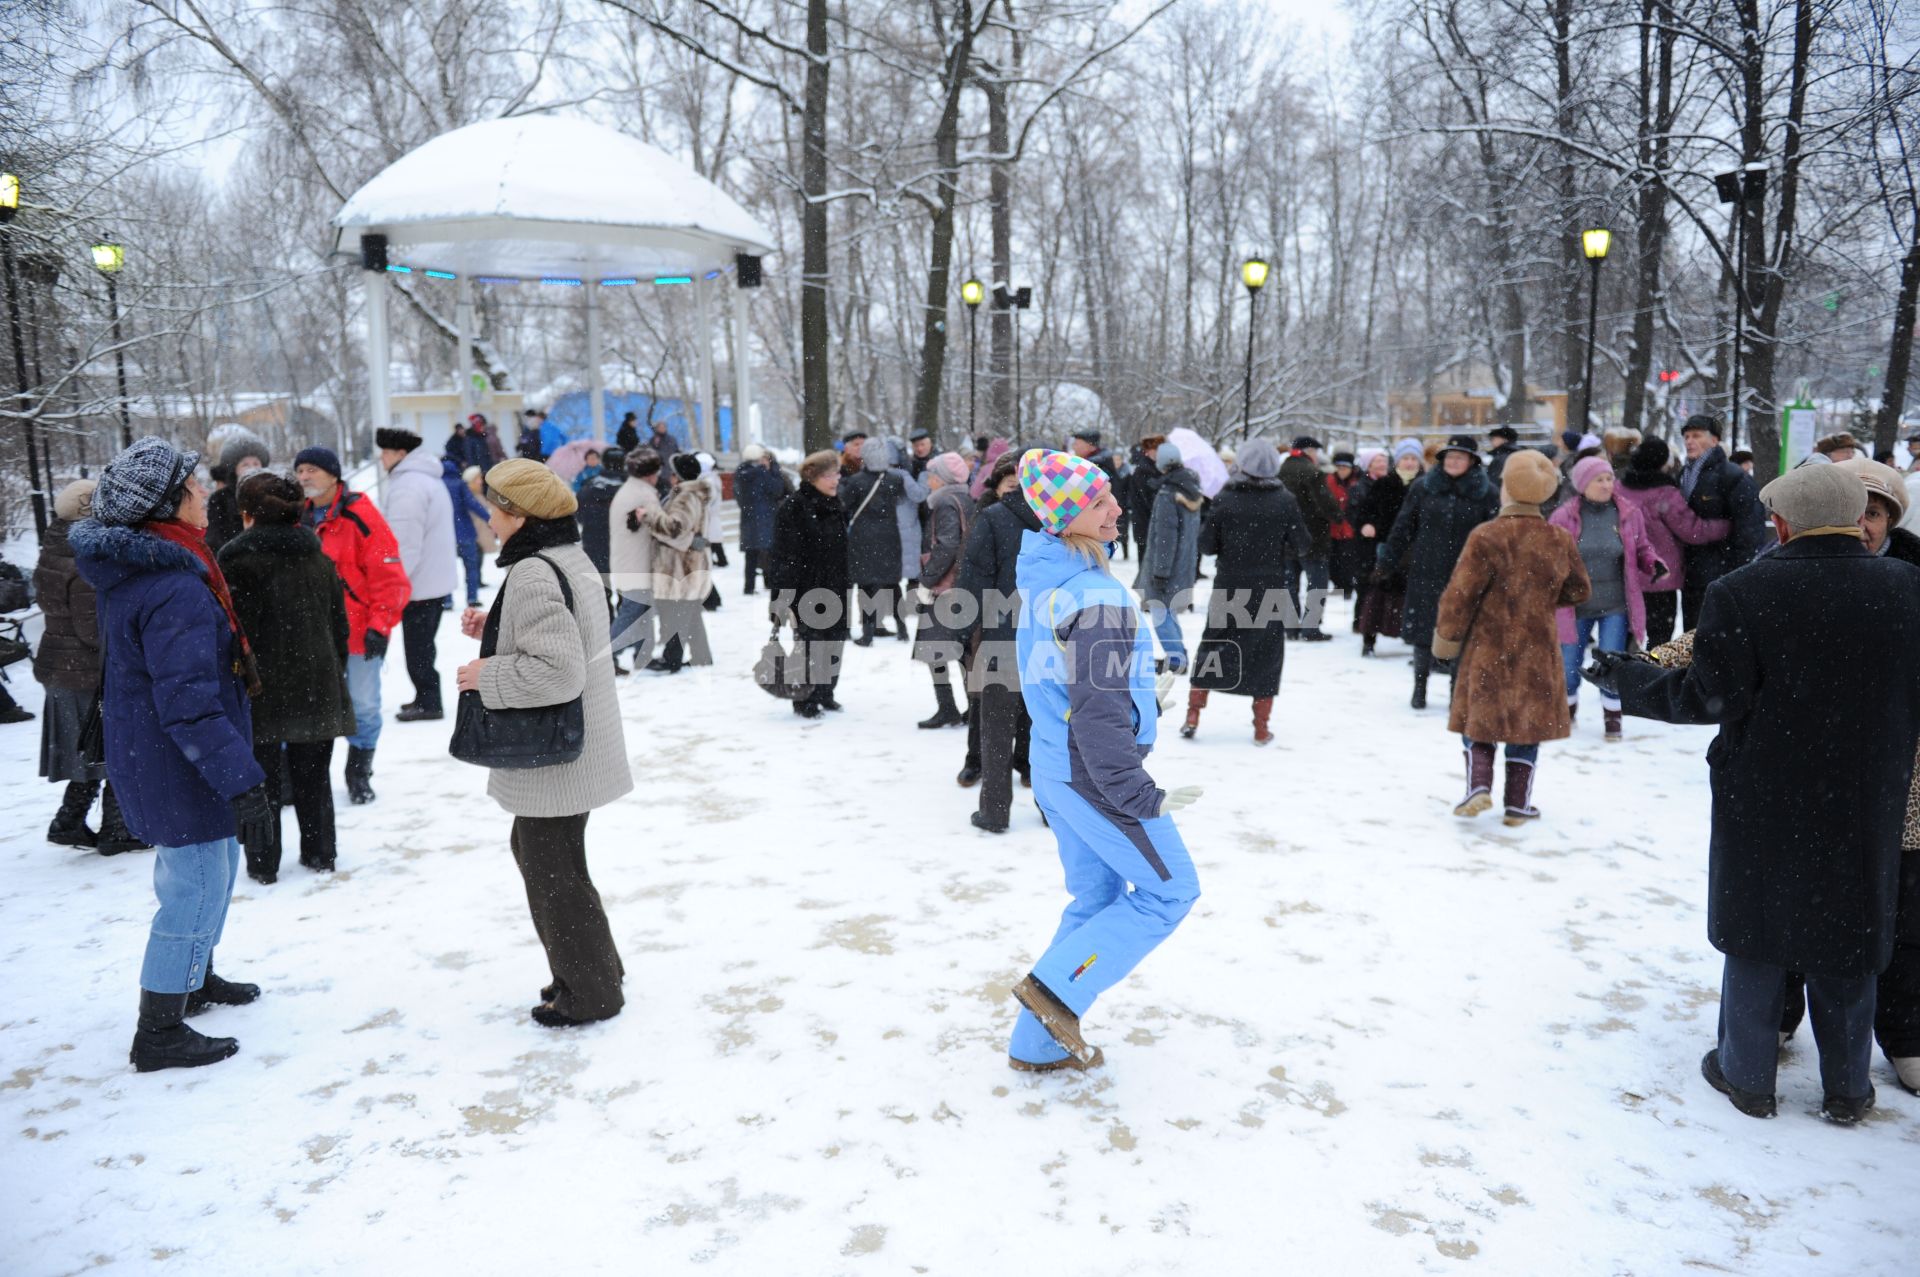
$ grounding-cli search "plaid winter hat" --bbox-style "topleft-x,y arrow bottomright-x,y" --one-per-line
94,436 -> 198,526
1019,447 -> 1110,535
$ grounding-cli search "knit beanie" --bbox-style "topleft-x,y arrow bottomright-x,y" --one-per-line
927,452 -> 969,486
1393,438 -> 1425,464
94,436 -> 198,526
1235,438 -> 1282,480
1019,447 -> 1111,535
484,458 -> 578,519
1570,455 -> 1614,498
294,446 -> 343,479
54,479 -> 97,522
1500,450 -> 1559,506
1629,437 -> 1669,473
1157,442 -> 1184,472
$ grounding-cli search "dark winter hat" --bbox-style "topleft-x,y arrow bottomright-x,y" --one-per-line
839,431 -> 868,447
1487,425 -> 1519,444
218,430 -> 271,474
1439,434 -> 1482,461
485,458 -> 577,520
1759,463 -> 1866,532
95,435 -> 198,526
626,447 -> 662,478
1292,435 -> 1324,451
1730,449 -> 1754,466
1681,413 -> 1723,439
909,427 -> 931,442
1814,431 -> 1860,457
671,452 -> 704,482
1629,437 -> 1670,472
375,427 -> 423,453
467,413 -> 488,428
293,446 -> 343,479
1332,449 -> 1356,466
600,447 -> 627,474
1560,429 -> 1583,451
1070,428 -> 1102,445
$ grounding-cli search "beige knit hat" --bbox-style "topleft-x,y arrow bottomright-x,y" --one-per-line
54,479 -> 97,521
484,458 -> 577,519
1758,463 -> 1867,530
1835,456 -> 1908,520
1500,449 -> 1559,506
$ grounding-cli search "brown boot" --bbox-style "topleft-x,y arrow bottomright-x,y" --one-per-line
1251,697 -> 1274,745
1454,742 -> 1496,817
1603,708 -> 1623,741
1010,974 -> 1098,1066
1180,688 -> 1208,739
1501,759 -> 1540,826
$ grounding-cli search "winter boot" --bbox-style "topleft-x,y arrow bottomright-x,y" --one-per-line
956,763 -> 983,787
1567,696 -> 1579,728
1411,651 -> 1431,711
1603,708 -> 1624,742
1251,697 -> 1275,746
1010,974 -> 1098,1067
1822,1089 -> 1876,1125
47,778 -> 102,848
185,966 -> 262,1017
1453,742 -> 1496,818
1009,1045 -> 1104,1073
1890,1056 -> 1920,1095
918,679 -> 966,730
1361,635 -> 1376,657
1500,760 -> 1540,826
1700,1049 -> 1775,1118
1180,689 -> 1208,739
345,747 -> 376,806
130,990 -> 239,1073
96,785 -> 151,856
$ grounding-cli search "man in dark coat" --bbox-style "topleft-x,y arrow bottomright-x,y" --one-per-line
1381,435 -> 1500,708
1484,425 -> 1522,487
1606,464 -> 1920,1124
1125,435 -> 1166,562
1676,413 -> 1766,628
1188,439 -> 1310,743
953,450 -> 1036,825
768,451 -> 852,717
574,446 -> 626,594
734,445 -> 792,595
840,444 -> 906,644
441,452 -> 492,607
1278,435 -> 1341,641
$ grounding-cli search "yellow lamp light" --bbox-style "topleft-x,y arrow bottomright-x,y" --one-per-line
1241,257 -> 1270,292
92,243 -> 125,273
961,278 -> 985,308
1582,228 -> 1611,261
0,173 -> 18,219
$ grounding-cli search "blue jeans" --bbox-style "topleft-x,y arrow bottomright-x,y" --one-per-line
141,837 -> 241,993
345,652 -> 383,751
1462,737 -> 1539,764
1561,611 -> 1627,710
1148,603 -> 1188,672
610,595 -> 655,663
1010,778 -> 1201,1065
457,540 -> 483,606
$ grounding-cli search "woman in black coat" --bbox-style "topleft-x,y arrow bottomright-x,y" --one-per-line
218,471 -> 357,882
769,452 -> 853,718
1347,452 -> 1407,656
1381,435 -> 1499,708
1187,440 -> 1309,744
840,446 -> 907,644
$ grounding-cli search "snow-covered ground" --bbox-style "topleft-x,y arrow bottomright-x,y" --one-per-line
3,551 -> 1917,1275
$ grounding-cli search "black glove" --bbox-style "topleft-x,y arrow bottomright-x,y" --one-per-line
625,508 -> 642,532
230,782 -> 275,852
362,629 -> 389,660
1651,560 -> 1670,582
1581,650 -> 1631,698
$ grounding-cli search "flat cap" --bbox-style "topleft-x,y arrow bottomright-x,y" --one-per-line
1758,462 -> 1866,531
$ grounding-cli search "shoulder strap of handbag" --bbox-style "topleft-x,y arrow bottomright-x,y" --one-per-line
847,473 -> 885,525
479,553 -> 577,658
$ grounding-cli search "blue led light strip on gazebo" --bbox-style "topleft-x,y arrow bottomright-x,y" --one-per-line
474,276 -> 519,285
653,275 -> 693,285
542,277 -> 582,286
601,278 -> 637,286
424,269 -> 456,280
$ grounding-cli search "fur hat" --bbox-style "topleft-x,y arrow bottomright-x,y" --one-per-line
1836,456 -> 1908,520
1570,455 -> 1614,497
1332,449 -> 1356,466
1759,463 -> 1867,531
54,479 -> 97,522
1500,449 -> 1559,505
95,436 -> 198,526
626,448 -> 662,479
1629,437 -> 1670,473
484,458 -> 577,519
375,427 -> 423,453
1292,434 -> 1323,451
672,452 -> 704,482
218,430 -> 271,475
1019,448 -> 1112,534
294,446 -> 343,479
741,443 -> 768,462
599,447 -> 626,474
1814,431 -> 1860,457
1235,438 -> 1282,480
1487,425 -> 1519,444
800,450 -> 839,482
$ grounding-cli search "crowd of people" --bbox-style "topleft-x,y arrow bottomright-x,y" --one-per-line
9,407 -> 1920,1126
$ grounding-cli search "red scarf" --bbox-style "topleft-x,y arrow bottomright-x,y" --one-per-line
143,519 -> 264,697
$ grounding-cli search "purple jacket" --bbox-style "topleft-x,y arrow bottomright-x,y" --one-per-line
1548,497 -> 1663,646
1614,480 -> 1730,597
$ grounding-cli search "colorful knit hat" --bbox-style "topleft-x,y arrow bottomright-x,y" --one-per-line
1019,447 -> 1110,534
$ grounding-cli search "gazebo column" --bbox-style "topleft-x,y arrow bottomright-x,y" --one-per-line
364,268 -> 392,456
585,280 -> 605,441
694,276 -> 719,453
731,280 -> 754,449
456,275 -> 478,420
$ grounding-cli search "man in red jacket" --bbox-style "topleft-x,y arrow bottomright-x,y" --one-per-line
294,447 -> 410,804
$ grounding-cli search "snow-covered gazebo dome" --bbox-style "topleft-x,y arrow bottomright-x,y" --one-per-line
333,115 -> 776,451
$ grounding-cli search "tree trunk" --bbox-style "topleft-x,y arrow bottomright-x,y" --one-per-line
985,71 -> 1013,437
1621,0 -> 1674,437
800,0 -> 832,453
1553,0 -> 1586,423
1878,209 -> 1920,455
908,3 -> 978,447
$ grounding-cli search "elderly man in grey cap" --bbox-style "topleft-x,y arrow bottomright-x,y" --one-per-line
1590,464 -> 1920,1124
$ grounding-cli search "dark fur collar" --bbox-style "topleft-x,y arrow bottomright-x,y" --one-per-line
498,513 -> 582,566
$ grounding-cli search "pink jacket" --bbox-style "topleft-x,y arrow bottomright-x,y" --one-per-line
1612,480 -> 1730,596
1548,497 -> 1664,646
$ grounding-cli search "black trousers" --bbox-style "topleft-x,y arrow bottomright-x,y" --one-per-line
1644,591 -> 1679,648
400,596 -> 449,711
856,581 -> 901,639
1718,952 -> 1876,1099
510,812 -> 625,1021
250,738 -> 337,875
795,630 -> 845,709
972,679 -> 1031,825
743,548 -> 767,594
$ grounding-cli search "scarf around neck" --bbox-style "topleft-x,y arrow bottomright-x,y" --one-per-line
143,518 -> 264,697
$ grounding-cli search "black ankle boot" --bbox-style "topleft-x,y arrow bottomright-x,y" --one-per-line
345,747 -> 376,805
47,778 -> 102,848
131,990 -> 239,1072
186,966 -> 262,1017
96,784 -> 152,855
918,680 -> 965,729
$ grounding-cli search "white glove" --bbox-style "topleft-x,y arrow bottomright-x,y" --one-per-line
1155,670 -> 1177,712
1162,785 -> 1204,814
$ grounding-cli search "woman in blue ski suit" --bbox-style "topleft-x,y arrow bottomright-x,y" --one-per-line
1007,448 -> 1203,1072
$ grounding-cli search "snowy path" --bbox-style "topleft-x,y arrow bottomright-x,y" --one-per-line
2,565 -> 1916,1274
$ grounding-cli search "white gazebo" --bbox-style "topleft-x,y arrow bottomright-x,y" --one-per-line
332,115 -> 775,452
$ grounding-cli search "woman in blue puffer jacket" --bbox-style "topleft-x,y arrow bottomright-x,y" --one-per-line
1005,449 -> 1204,1073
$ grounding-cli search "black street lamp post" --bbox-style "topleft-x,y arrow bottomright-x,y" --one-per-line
1578,228 -> 1610,434
2,173 -> 48,540
1714,164 -> 1767,450
93,243 -> 132,448
961,278 -> 983,441
995,283 -> 1031,438
1240,257 -> 1269,439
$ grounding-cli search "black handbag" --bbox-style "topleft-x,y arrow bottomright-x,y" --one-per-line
448,554 -> 587,769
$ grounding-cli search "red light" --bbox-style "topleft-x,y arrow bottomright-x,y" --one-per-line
1657,369 -> 1679,383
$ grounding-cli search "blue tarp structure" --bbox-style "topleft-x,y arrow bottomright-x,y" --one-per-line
544,390 -> 733,452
